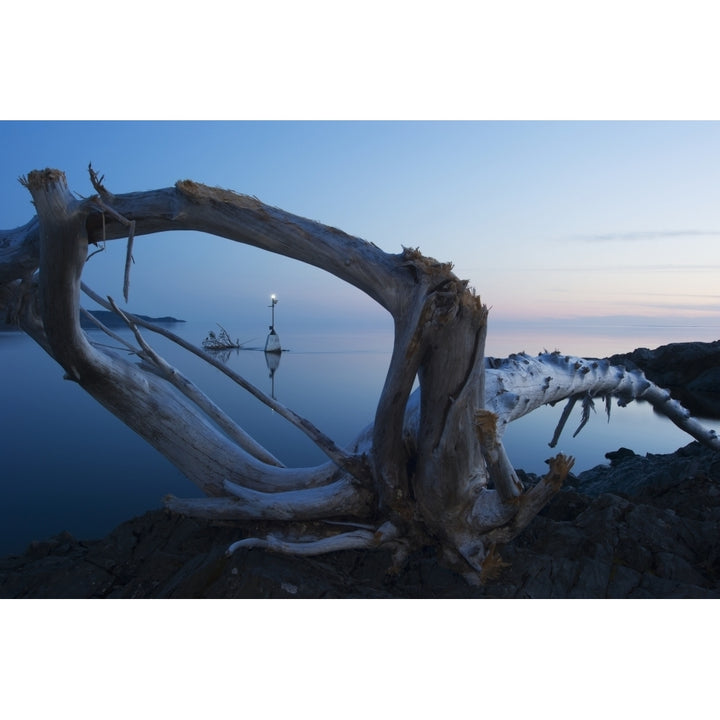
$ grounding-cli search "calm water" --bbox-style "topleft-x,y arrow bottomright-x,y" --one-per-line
1,319 -> 718,556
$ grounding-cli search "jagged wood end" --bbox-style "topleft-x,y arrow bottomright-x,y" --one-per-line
479,542 -> 510,584
482,452 -> 575,546
474,409 -> 499,443
21,168 -> 68,191
543,453 -> 575,491
88,163 -> 110,197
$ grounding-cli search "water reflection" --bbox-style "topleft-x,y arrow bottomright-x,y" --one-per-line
662,389 -> 720,421
0,325 -> 394,555
2,320 -> 719,557
265,350 -> 281,399
204,346 -> 242,364
203,342 -> 284,399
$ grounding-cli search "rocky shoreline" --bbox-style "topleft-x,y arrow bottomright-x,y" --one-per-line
610,339 -> 720,418
1,440 -> 718,598
2,339 -> 718,599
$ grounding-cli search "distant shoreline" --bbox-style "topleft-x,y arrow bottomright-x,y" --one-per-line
1,311 -> 185,332
80,310 -> 186,328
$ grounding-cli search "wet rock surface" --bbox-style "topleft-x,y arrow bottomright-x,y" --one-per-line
2,441 -> 719,599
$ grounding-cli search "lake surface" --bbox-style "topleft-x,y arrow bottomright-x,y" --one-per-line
1,319 -> 719,556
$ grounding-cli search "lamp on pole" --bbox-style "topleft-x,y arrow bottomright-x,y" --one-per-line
264,293 -> 281,353
270,294 -> 277,330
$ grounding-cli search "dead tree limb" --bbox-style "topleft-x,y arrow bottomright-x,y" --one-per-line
2,167 -> 718,584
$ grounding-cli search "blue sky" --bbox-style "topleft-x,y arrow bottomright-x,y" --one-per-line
2,120 -> 720,336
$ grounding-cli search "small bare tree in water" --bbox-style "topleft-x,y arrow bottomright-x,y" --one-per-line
2,168 -> 718,583
202,325 -> 242,351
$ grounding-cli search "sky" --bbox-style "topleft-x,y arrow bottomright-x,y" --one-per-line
1,120 -> 720,338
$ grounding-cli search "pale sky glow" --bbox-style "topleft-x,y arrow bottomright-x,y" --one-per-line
1,121 -> 719,337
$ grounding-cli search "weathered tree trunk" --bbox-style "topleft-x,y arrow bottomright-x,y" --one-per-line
2,167 -> 718,584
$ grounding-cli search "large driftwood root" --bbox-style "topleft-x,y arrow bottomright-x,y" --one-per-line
2,167 -> 718,583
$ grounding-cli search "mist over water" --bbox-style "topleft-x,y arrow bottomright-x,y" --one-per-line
1,319 -> 718,556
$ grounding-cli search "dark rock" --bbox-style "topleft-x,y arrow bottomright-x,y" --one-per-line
574,440 -> 718,497
688,366 -> 720,394
610,339 -> 720,418
1,441 -> 718,598
605,447 -> 637,465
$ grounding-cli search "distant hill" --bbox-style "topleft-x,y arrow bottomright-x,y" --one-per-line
1,311 -> 185,332
80,311 -> 185,328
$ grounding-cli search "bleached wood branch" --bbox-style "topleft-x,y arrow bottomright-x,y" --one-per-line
165,474 -> 374,521
85,174 -> 137,302
122,226 -> 135,303
226,521 -> 399,557
80,307 -> 139,354
484,352 -> 720,451
221,476 -> 372,520
80,284 -> 358,472
226,530 -> 378,557
106,296 -> 284,468
14,170 -> 363,499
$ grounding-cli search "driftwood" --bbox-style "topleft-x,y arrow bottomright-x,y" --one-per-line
2,167 -> 718,584
202,324 -> 242,351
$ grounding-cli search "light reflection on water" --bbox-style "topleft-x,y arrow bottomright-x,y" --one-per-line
0,320 -> 718,556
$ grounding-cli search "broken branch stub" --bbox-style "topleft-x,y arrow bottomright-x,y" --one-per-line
2,167 -> 718,585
